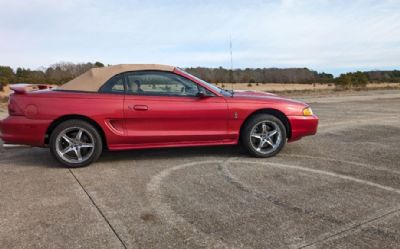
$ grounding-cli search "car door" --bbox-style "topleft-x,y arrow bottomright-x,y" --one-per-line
122,71 -> 229,145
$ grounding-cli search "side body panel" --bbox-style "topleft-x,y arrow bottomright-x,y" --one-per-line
121,95 -> 230,148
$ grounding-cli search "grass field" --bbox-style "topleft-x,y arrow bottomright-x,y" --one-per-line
215,82 -> 400,93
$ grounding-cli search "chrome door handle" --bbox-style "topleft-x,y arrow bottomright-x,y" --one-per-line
130,105 -> 148,111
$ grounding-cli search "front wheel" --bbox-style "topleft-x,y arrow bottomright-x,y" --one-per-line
50,120 -> 103,167
241,114 -> 287,157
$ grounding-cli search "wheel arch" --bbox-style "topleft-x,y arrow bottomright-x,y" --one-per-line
240,109 -> 292,140
45,115 -> 108,149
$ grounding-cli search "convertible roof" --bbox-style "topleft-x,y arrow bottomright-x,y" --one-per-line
59,64 -> 175,92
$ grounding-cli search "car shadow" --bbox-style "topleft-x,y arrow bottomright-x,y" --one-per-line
0,144 -> 248,169
0,147 -> 59,168
99,145 -> 247,163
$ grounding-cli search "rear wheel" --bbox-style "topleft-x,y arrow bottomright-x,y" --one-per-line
50,120 -> 102,167
241,114 -> 287,157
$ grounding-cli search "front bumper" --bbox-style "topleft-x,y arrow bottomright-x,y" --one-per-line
0,116 -> 50,147
288,115 -> 319,142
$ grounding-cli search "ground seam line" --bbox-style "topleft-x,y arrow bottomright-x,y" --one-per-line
297,208 -> 400,249
68,169 -> 129,249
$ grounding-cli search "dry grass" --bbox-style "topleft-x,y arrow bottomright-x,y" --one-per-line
0,85 -> 12,98
216,82 -> 333,92
0,86 -> 11,112
215,82 -> 400,93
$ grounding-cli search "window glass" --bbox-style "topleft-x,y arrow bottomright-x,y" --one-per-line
125,71 -> 202,97
99,74 -> 125,94
176,68 -> 231,96
198,85 -> 215,96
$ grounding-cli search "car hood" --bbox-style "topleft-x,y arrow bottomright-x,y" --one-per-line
233,90 -> 278,97
231,90 -> 306,105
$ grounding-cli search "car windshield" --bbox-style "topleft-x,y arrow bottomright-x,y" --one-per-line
177,68 -> 233,97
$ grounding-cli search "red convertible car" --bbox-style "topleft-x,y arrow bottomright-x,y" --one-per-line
0,64 -> 318,167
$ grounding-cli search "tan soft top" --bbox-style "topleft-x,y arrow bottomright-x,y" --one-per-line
59,64 -> 175,92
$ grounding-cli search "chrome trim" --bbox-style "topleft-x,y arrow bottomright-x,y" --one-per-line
2,144 -> 31,149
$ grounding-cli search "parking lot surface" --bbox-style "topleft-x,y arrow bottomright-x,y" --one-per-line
1,90 -> 400,249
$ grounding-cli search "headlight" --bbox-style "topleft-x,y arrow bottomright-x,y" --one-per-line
303,107 -> 313,116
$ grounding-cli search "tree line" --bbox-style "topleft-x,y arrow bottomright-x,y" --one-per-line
0,62 -> 105,89
1,62 -> 400,91
185,67 -> 334,84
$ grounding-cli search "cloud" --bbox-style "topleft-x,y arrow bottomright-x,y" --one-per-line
0,0 -> 399,74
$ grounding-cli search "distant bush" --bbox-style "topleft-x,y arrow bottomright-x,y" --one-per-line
335,71 -> 368,89
94,61 -> 105,68
0,66 -> 13,89
0,62 -> 105,86
185,67 -> 335,84
365,70 -> 400,83
1,96 -> 9,103
247,83 -> 252,87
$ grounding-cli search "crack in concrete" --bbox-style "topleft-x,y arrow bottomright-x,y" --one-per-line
298,207 -> 400,248
68,169 -> 129,249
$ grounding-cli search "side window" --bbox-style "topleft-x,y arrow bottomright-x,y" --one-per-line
99,74 -> 125,94
125,71 -> 201,97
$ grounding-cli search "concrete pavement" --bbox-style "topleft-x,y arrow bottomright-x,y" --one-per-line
1,90 -> 399,248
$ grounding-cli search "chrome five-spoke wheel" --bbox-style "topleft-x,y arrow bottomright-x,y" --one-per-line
250,121 -> 282,154
56,127 -> 95,164
241,114 -> 287,157
50,120 -> 103,167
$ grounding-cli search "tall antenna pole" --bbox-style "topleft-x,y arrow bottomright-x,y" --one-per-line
229,36 -> 233,91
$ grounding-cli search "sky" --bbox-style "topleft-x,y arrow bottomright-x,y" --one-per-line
0,0 -> 399,75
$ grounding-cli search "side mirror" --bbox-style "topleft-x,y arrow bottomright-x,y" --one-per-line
196,91 -> 208,98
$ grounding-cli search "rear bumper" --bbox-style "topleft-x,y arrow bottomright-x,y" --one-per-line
0,116 -> 50,147
288,115 -> 319,142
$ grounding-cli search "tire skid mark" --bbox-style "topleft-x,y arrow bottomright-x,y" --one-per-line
297,206 -> 400,249
147,158 -> 400,249
218,159 -> 345,226
361,226 -> 400,243
283,154 -> 400,175
230,160 -> 400,195
146,160 -> 251,249
226,159 -> 400,248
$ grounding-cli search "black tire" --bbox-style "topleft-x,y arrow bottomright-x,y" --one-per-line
241,114 -> 287,158
49,119 -> 103,167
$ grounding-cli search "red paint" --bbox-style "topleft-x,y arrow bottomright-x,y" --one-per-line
0,71 -> 318,151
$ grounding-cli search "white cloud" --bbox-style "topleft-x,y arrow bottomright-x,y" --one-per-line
0,0 -> 399,74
